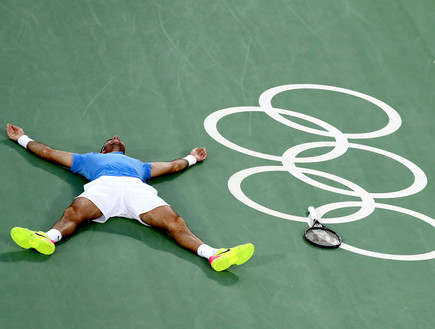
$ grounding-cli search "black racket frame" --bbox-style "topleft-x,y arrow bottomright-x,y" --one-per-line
304,220 -> 342,249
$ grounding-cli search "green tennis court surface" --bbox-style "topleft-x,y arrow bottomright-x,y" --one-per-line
1,1 -> 434,328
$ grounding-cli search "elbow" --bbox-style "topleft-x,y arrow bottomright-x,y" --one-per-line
172,164 -> 183,173
40,146 -> 55,161
172,160 -> 187,173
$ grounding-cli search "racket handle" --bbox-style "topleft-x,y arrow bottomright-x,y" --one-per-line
308,206 -> 318,222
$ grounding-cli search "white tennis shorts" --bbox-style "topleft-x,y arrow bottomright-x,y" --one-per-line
77,176 -> 169,226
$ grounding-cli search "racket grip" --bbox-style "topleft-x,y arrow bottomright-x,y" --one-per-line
308,206 -> 318,221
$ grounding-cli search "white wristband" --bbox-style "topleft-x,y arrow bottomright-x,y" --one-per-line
18,135 -> 34,149
183,155 -> 197,166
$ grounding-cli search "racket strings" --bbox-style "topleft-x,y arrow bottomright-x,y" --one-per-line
305,227 -> 341,248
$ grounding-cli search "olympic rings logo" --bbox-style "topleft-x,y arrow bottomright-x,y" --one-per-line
204,84 -> 435,261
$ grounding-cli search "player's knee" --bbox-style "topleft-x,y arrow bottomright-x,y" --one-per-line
62,205 -> 83,223
166,215 -> 188,233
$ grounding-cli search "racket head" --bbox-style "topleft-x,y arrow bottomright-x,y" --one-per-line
304,222 -> 342,249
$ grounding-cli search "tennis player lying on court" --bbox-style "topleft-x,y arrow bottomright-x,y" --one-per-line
6,123 -> 254,272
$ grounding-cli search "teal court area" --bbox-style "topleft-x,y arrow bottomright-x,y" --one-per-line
1,1 -> 434,328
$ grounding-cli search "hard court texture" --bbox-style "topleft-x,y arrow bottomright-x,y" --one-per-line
1,1 -> 434,328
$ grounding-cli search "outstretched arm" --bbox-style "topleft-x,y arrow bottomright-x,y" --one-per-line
150,147 -> 207,178
7,123 -> 74,168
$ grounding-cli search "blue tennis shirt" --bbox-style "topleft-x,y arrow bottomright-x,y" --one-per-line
70,152 -> 152,183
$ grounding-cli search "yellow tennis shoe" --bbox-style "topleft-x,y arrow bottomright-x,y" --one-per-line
209,243 -> 255,272
10,227 -> 55,255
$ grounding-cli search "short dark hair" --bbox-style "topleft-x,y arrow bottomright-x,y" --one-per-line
100,139 -> 112,153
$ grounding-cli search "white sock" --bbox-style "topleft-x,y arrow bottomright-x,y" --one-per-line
197,244 -> 219,259
45,229 -> 62,243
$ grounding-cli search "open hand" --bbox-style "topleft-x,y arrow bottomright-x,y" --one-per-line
6,124 -> 25,142
190,147 -> 207,162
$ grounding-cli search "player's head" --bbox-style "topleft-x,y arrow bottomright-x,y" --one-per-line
100,135 -> 126,154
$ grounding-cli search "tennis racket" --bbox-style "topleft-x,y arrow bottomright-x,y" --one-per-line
304,206 -> 342,249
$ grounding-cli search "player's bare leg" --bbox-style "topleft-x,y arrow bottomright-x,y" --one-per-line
10,197 -> 102,255
52,197 -> 103,238
139,205 -> 255,271
140,205 -> 204,253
